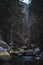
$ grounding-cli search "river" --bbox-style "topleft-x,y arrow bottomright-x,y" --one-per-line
0,61 -> 43,65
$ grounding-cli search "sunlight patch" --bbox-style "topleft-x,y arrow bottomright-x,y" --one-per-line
19,0 -> 32,4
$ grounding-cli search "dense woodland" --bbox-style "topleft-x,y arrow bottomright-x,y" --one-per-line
0,0 -> 43,50
30,0 -> 43,51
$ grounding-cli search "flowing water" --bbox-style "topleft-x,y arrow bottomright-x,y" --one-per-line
19,0 -> 33,45
0,61 -> 43,65
0,0 -> 42,65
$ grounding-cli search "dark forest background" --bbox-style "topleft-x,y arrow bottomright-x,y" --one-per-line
0,0 -> 43,51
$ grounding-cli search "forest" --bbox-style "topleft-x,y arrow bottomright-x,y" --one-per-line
0,0 -> 43,51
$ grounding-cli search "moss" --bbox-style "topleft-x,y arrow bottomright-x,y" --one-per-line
0,52 -> 10,57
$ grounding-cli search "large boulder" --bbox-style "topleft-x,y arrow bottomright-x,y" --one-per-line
0,40 -> 10,50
